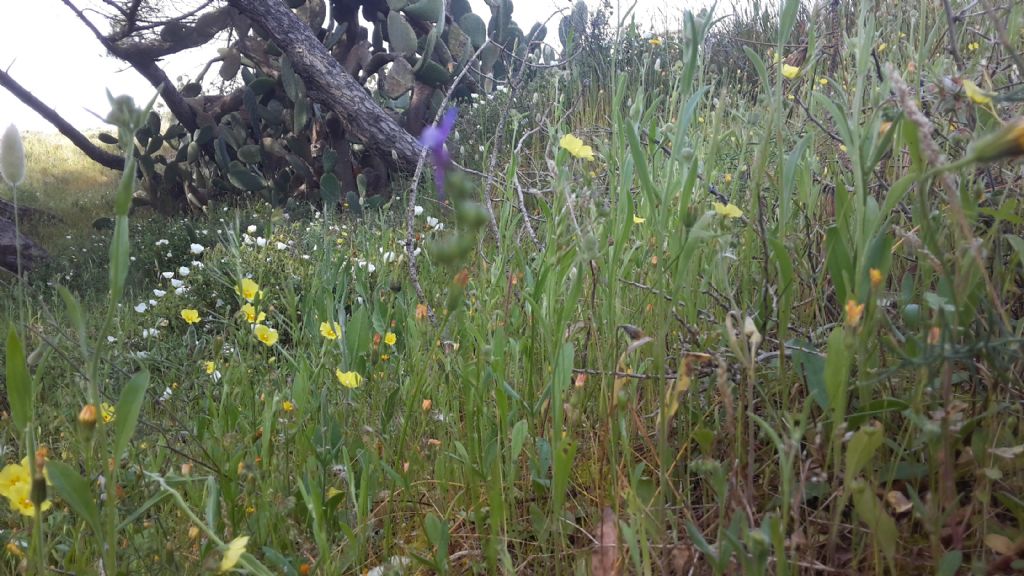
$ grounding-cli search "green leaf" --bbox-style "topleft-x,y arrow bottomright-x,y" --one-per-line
237,144 -> 262,164
510,419 -> 529,462
387,12 -> 418,56
293,95 -> 310,132
845,421 -> 884,483
403,0 -> 443,23
850,479 -> 897,568
47,461 -> 102,536
813,92 -> 853,150
113,371 -> 151,461
414,59 -> 451,87
742,46 -> 769,91
5,325 -> 32,433
205,475 -> 221,532
825,225 -> 853,303
108,214 -> 130,303
228,161 -> 267,191
117,491 -> 171,532
423,512 -> 450,564
459,14 -> 486,48
824,328 -> 849,421
778,0 -> 801,46
58,286 -> 89,361
792,340 -> 828,410
280,56 -> 300,103
625,120 -> 660,208
936,550 -> 963,576
1006,235 -> 1024,269
780,135 -> 811,235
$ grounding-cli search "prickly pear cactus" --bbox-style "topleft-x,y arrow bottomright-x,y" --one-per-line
129,0 -> 547,216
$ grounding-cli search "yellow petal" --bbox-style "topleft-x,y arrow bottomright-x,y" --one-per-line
559,133 -> 595,161
963,79 -> 992,105
781,64 -> 800,79
219,535 -> 249,573
632,214 -> 645,224
712,202 -> 743,219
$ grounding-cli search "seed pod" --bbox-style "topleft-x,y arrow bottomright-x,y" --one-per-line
0,124 -> 25,186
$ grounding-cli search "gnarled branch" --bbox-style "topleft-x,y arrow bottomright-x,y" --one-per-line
0,68 -> 125,171
227,0 -> 424,171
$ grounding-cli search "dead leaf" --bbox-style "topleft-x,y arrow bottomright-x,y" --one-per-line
984,533 -> 1016,556
989,444 -> 1024,460
665,543 -> 693,575
885,490 -> 913,514
592,507 -> 619,576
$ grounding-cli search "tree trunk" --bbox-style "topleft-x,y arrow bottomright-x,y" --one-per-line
228,0 -> 425,172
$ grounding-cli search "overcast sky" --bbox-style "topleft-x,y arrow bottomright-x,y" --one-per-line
0,0 -> 699,132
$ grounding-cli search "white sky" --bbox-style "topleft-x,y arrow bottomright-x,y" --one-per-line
0,0 -> 695,133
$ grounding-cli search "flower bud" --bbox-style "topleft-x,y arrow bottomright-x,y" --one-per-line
869,268 -> 883,290
78,404 -> 98,433
0,124 -> 25,187
966,117 -> 1024,163
30,448 -> 47,507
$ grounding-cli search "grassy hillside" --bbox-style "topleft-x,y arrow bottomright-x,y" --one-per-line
1,0 -> 1023,574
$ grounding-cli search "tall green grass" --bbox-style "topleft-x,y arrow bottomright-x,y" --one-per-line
1,0 -> 1023,574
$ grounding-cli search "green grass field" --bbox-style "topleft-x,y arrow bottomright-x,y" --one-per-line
2,0 -> 1024,574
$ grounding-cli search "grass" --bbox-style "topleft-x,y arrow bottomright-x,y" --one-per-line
2,0 -> 1024,574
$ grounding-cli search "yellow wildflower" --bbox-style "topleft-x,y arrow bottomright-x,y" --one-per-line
818,78 -> 828,86
6,483 -> 51,517
235,278 -> 261,303
877,42 -> 887,53
254,324 -> 279,347
781,64 -> 800,79
962,79 -> 992,105
100,402 -> 116,424
632,214 -> 645,224
205,361 -> 216,375
282,400 -> 295,413
559,134 -> 595,161
0,462 -> 30,496
384,332 -> 397,346
712,202 -> 743,219
239,303 -> 265,324
335,369 -> 363,389
649,37 -> 662,46
320,321 -> 341,340
180,309 -> 200,325
219,535 -> 249,573
724,173 -> 732,184
845,299 -> 865,328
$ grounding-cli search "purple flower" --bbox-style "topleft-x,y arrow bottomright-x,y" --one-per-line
419,107 -> 458,202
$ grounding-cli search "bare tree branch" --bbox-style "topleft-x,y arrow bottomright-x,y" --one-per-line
0,68 -> 125,171
60,0 -> 201,132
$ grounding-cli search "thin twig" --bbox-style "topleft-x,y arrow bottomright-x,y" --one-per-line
941,0 -> 966,71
